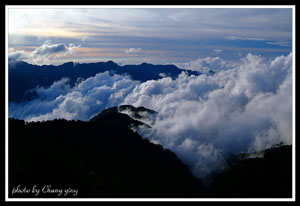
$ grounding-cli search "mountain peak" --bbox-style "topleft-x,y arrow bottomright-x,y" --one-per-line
106,60 -> 118,65
89,105 -> 154,129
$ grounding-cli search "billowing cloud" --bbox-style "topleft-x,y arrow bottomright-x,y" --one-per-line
8,50 -> 28,62
32,43 -> 69,56
9,72 -> 139,122
123,53 -> 293,179
125,48 -> 142,54
8,43 -> 80,65
30,43 -> 80,65
8,53 -> 293,180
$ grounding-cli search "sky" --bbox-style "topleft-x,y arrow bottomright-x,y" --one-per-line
7,6 -> 294,180
8,6 -> 293,65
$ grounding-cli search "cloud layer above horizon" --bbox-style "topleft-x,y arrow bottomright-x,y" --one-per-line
9,53 -> 293,179
8,42 -> 80,65
8,7 -> 292,64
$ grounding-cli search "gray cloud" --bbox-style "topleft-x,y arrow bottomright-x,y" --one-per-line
30,43 -> 79,65
8,50 -> 28,62
32,43 -> 69,56
8,43 -> 80,65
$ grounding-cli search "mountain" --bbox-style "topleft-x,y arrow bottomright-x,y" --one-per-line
8,60 -> 200,102
90,105 -> 157,126
9,106 -> 204,198
8,105 -> 292,198
208,144 -> 292,198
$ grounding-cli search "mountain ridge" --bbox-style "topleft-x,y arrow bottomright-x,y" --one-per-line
9,60 -> 200,102
9,105 -> 205,198
8,105 -> 292,198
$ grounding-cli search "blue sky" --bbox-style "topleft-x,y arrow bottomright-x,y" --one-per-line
8,6 -> 293,65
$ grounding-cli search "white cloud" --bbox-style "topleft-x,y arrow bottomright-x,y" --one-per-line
8,50 -> 28,62
30,43 -> 80,65
214,49 -> 222,54
225,36 -> 265,41
122,53 -> 293,178
125,48 -> 142,54
226,37 -> 291,47
9,53 -> 293,180
9,72 -> 139,122
9,43 -> 80,65
266,41 -> 291,47
174,56 -> 237,73
32,43 -> 68,56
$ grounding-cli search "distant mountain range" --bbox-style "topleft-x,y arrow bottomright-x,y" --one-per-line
9,105 -> 292,198
8,60 -> 200,102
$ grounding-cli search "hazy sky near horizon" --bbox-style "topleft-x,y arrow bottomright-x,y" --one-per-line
8,6 -> 293,65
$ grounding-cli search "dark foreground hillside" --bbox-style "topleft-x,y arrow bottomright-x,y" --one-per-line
209,144 -> 292,198
8,105 -> 292,198
8,109 -> 204,198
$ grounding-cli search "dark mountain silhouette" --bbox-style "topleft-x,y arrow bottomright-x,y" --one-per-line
8,60 -> 200,102
8,105 -> 292,198
9,106 -> 204,198
89,108 -> 152,129
90,105 -> 157,125
208,144 -> 292,198
97,105 -> 157,117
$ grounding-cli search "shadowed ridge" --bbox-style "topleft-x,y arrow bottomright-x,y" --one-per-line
89,105 -> 157,128
208,144 -> 292,198
9,60 -> 201,102
89,109 -> 151,129
9,108 -> 205,198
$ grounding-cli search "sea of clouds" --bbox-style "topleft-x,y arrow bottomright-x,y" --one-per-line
8,53 -> 293,180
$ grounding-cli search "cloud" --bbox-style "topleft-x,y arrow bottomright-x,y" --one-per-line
174,56 -> 237,73
9,43 -> 80,65
8,8 -> 292,65
9,53 -> 293,180
125,48 -> 142,54
225,36 -> 265,41
266,41 -> 291,47
32,43 -> 69,56
8,50 -> 29,62
214,49 -> 222,54
122,53 -> 293,179
9,72 -> 139,122
225,36 -> 292,48
30,43 -> 80,65
9,8 -> 292,42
